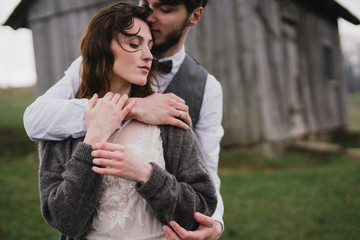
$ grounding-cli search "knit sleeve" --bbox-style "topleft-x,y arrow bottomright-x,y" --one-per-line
38,139 -> 102,237
135,126 -> 217,230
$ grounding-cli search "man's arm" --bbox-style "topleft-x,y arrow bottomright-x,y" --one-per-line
24,57 -> 191,142
194,75 -> 224,229
24,57 -> 87,141
127,93 -> 192,130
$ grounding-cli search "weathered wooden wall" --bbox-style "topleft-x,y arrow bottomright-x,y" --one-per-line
297,4 -> 348,132
186,0 -> 348,147
187,0 -> 263,146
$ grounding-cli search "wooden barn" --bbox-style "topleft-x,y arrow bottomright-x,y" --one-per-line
4,0 -> 360,148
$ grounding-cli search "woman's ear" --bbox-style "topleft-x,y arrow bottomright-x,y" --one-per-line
188,7 -> 204,26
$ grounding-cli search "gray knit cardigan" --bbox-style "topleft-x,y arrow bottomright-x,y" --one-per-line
38,125 -> 217,240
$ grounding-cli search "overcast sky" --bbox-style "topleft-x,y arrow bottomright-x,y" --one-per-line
0,0 -> 360,88
0,0 -> 35,88
337,0 -> 360,54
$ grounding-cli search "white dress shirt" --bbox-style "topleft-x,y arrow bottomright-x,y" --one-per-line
23,46 -> 225,228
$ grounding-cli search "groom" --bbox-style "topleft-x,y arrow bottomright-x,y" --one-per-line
24,0 -> 224,239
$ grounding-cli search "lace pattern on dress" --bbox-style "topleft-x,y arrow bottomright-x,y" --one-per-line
90,122 -> 165,238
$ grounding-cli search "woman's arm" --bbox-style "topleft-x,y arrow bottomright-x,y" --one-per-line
39,93 -> 131,237
136,126 -> 218,231
39,140 -> 102,237
90,125 -> 217,231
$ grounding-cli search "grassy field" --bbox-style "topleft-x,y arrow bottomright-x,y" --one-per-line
1,87 -> 360,239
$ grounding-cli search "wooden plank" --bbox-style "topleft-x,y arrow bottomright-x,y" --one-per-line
28,0 -> 119,22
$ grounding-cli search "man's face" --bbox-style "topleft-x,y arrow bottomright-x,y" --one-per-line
139,0 -> 190,54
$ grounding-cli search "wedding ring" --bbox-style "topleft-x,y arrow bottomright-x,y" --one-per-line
179,110 -> 182,118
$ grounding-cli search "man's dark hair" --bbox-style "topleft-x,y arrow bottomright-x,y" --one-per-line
160,0 -> 208,14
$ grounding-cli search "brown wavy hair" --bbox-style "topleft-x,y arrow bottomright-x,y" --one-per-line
76,2 -> 155,99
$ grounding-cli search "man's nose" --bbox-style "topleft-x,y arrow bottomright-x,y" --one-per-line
146,12 -> 156,24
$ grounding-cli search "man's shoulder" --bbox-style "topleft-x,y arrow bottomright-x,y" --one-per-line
185,53 -> 208,73
206,73 -> 221,88
184,53 -> 221,85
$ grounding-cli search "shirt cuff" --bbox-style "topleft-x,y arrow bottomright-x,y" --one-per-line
212,208 -> 224,233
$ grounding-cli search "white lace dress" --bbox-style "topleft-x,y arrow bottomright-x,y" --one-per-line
86,120 -> 166,240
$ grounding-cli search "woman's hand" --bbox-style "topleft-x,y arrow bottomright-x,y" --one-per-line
84,92 -> 134,145
91,142 -> 153,184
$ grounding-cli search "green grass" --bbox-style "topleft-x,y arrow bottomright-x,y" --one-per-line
348,92 -> 360,131
220,158 -> 360,240
1,87 -> 360,239
0,154 -> 58,239
0,87 -> 36,127
0,87 -> 57,239
0,87 -> 37,157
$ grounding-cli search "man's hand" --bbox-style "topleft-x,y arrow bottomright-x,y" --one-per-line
127,93 -> 192,130
162,212 -> 222,240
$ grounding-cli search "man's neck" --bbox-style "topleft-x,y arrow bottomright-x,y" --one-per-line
155,30 -> 188,59
155,44 -> 183,59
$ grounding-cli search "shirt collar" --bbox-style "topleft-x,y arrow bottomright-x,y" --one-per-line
157,45 -> 186,74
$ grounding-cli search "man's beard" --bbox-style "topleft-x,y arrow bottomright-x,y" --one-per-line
152,17 -> 189,55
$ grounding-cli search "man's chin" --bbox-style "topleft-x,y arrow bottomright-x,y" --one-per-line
152,44 -> 169,55
152,36 -> 181,55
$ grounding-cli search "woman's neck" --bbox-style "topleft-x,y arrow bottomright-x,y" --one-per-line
111,80 -> 131,96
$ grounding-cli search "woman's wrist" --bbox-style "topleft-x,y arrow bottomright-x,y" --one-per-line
83,130 -> 109,145
137,162 -> 153,185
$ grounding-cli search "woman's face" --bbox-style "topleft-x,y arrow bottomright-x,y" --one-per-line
110,18 -> 153,94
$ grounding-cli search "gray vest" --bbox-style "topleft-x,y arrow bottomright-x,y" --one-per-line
164,54 -> 208,127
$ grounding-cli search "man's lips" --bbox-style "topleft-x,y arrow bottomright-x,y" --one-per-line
151,29 -> 160,34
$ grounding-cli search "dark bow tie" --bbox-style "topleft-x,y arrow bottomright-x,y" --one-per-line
157,60 -> 172,74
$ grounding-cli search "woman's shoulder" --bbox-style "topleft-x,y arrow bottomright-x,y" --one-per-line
108,120 -> 159,145
39,137 -> 85,158
158,125 -> 196,145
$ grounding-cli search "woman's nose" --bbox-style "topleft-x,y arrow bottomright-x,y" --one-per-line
142,47 -> 153,61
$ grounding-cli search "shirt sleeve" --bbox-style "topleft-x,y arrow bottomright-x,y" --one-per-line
23,56 -> 88,142
194,74 -> 225,229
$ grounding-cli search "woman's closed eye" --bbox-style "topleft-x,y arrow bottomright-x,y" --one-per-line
129,43 -> 140,49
